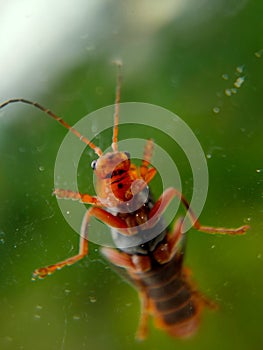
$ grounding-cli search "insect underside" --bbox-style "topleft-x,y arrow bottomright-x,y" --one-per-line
0,62 -> 249,340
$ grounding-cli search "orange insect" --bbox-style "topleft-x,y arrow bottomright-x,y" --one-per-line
0,63 -> 249,340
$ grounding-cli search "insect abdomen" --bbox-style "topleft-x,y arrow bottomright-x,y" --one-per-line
136,256 -> 203,338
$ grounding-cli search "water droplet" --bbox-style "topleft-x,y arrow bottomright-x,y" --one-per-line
89,295 -> 97,303
222,73 -> 229,80
38,166 -> 45,172
236,65 -> 244,74
3,336 -> 13,343
0,231 -> 5,244
256,169 -> 262,173
225,88 -> 232,96
206,154 -> 212,159
234,76 -> 245,88
255,49 -> 263,58
211,245 -> 216,249
73,315 -> 81,320
212,106 -> 220,114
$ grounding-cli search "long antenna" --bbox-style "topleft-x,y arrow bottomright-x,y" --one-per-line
111,60 -> 122,152
0,98 -> 103,157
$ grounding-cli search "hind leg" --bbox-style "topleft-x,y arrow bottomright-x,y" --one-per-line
153,217 -> 185,264
149,188 -> 249,235
101,247 -> 152,339
136,290 -> 152,340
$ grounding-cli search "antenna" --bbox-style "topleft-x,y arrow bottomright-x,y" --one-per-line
111,60 -> 122,152
0,98 -> 103,157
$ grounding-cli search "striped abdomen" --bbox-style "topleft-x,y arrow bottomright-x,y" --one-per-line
135,254 -> 204,338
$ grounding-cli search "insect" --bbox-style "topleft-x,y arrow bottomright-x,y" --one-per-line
0,62 -> 249,340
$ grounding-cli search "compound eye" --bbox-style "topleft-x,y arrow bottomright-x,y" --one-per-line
124,151 -> 130,159
91,160 -> 97,170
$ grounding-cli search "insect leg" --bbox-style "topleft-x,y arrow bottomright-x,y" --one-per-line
101,247 -> 135,269
136,290 -> 151,340
140,139 -> 157,183
149,188 -> 249,235
153,217 -> 184,264
32,208 -> 90,280
140,139 -> 153,176
101,247 -> 151,272
182,267 -> 218,310
33,207 -> 130,279
53,189 -> 101,205
101,247 -> 151,339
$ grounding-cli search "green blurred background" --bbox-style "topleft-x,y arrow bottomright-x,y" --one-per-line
0,1 -> 262,349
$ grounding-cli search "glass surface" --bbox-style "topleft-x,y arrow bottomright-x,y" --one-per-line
0,1 -> 262,349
